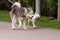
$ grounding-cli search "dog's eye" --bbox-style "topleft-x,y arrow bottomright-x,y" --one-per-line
32,16 -> 33,17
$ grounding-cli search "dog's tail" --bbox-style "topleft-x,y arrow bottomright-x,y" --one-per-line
8,0 -> 14,4
8,0 -> 21,4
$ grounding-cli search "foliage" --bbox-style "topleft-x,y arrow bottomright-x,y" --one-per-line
0,10 -> 11,22
0,0 -> 35,11
20,0 -> 35,10
41,0 -> 58,18
0,0 -> 11,10
0,0 -> 58,18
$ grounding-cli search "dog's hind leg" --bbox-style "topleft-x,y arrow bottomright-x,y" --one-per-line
23,20 -> 27,29
18,18 -> 22,28
12,15 -> 17,29
28,19 -> 29,26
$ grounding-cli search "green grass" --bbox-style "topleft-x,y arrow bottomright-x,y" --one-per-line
36,16 -> 60,29
0,10 -> 11,22
0,10 -> 60,29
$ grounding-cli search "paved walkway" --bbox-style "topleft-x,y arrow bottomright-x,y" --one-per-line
0,22 -> 60,40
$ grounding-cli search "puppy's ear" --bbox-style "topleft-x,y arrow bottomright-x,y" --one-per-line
35,13 -> 37,15
35,12 -> 40,15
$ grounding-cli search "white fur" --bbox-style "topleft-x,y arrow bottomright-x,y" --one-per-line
12,15 -> 17,29
27,13 -> 40,27
33,13 -> 40,21
18,18 -> 22,28
12,2 -> 21,8
10,2 -> 22,29
10,2 -> 39,29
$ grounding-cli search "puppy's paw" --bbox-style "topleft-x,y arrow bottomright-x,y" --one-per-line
18,26 -> 21,28
23,27 -> 27,29
33,26 -> 36,28
12,27 -> 15,30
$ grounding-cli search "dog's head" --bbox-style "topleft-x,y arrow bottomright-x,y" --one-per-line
27,13 -> 40,22
32,13 -> 40,22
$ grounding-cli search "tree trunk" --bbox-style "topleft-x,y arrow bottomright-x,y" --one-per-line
36,0 -> 40,15
57,0 -> 60,21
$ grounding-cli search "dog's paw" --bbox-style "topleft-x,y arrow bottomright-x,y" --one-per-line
23,27 -> 27,29
33,26 -> 36,28
12,27 -> 15,30
18,26 -> 21,28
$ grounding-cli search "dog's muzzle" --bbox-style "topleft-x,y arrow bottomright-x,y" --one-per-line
22,15 -> 26,18
35,17 -> 40,21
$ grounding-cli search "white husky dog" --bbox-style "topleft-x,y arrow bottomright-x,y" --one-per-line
8,0 -> 22,29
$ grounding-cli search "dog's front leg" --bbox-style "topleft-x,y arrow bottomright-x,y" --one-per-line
23,20 -> 27,29
12,15 -> 17,29
32,21 -> 36,28
28,19 -> 29,26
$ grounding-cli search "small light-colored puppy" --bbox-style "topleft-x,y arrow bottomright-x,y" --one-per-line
27,13 -> 40,27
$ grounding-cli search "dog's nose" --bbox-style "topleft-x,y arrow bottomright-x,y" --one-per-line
22,15 -> 26,17
35,17 -> 40,20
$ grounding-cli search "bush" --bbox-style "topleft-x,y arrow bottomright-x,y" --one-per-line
41,0 -> 58,18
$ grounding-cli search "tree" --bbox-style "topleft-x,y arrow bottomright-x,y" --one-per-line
36,0 -> 40,14
57,0 -> 60,21
41,0 -> 58,19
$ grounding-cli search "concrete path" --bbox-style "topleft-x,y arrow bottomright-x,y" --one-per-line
0,22 -> 60,40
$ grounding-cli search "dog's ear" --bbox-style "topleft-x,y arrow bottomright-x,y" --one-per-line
27,7 -> 34,14
35,13 -> 37,15
35,12 -> 40,15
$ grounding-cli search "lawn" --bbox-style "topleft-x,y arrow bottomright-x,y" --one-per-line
36,16 -> 60,29
0,10 -> 60,29
0,10 -> 11,22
